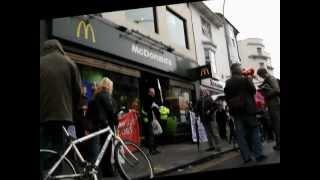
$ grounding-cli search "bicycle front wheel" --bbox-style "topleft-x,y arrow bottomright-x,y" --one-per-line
40,149 -> 77,180
114,141 -> 154,180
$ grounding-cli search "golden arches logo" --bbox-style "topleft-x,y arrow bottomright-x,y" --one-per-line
76,21 -> 96,43
200,68 -> 210,77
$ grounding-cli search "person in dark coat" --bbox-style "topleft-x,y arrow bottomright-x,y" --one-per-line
86,77 -> 118,177
40,39 -> 82,175
195,89 -> 221,152
257,68 -> 280,151
224,63 -> 266,163
216,102 -> 228,141
143,87 -> 161,155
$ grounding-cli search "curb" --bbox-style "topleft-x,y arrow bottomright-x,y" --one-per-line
154,147 -> 239,177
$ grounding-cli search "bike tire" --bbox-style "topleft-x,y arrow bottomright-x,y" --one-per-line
114,141 -> 154,180
40,149 -> 77,180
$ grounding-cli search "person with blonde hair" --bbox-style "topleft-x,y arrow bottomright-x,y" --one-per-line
86,77 -> 118,177
98,77 -> 114,95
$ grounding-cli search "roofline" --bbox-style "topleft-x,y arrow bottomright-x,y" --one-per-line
190,1 -> 224,28
215,13 -> 240,35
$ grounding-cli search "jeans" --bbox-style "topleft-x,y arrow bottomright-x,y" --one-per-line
146,120 -> 156,152
233,116 -> 264,161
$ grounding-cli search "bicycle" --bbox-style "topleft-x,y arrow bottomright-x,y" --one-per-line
40,125 -> 154,180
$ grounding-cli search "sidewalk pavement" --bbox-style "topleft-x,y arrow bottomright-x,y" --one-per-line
103,140 -> 238,180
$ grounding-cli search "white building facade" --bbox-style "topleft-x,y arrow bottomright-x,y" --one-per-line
189,2 -> 240,94
238,38 -> 274,85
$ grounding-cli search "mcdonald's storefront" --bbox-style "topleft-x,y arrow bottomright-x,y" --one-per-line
47,16 -> 201,143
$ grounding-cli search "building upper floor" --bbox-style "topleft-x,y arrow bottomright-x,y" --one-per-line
189,2 -> 241,81
238,38 -> 271,61
238,38 -> 274,76
101,4 -> 197,63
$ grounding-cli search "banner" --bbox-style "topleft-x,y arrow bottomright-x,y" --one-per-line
190,112 -> 208,143
117,110 -> 140,152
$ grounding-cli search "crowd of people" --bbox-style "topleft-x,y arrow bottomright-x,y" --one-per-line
40,39 -> 280,179
223,63 -> 280,163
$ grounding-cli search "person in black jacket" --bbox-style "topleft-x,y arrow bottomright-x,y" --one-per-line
216,102 -> 228,141
195,89 -> 221,152
86,77 -> 118,177
143,87 -> 161,155
224,63 -> 266,163
40,39 -> 82,176
257,68 -> 280,151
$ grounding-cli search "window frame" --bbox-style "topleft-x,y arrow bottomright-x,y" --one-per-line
232,39 -> 236,47
201,16 -> 212,39
153,7 -> 159,34
125,7 -> 158,33
257,47 -> 262,55
204,48 -> 217,74
166,7 -> 190,49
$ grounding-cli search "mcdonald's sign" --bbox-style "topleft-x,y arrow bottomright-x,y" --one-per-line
200,67 -> 210,77
190,64 -> 212,80
198,64 -> 212,79
76,20 -> 96,43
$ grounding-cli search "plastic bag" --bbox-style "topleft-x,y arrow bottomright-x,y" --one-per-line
152,111 -> 163,135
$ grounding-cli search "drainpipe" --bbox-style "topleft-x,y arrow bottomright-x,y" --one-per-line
189,2 -> 201,100
223,0 -> 232,69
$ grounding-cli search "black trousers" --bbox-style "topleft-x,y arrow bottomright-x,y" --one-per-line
146,120 -> 157,152
40,122 -> 71,176
268,105 -> 280,147
98,132 -> 115,177
217,118 -> 227,140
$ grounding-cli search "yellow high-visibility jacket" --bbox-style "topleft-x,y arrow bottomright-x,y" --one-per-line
159,106 -> 170,120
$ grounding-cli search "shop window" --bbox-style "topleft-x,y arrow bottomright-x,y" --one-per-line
79,65 -> 140,112
166,86 -> 193,124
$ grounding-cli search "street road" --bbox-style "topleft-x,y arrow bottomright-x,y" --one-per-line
162,141 -> 280,177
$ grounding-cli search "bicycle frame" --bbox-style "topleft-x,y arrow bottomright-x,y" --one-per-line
43,126 -> 138,180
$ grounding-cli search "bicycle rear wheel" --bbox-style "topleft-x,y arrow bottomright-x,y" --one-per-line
40,149 -> 77,180
114,141 -> 154,180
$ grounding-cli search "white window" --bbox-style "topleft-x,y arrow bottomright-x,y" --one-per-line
204,48 -> 217,74
166,8 -> 189,49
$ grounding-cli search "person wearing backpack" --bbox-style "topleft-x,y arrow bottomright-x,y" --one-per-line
257,68 -> 280,151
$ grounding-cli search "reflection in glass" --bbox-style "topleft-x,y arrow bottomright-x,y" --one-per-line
126,7 -> 155,32
166,10 -> 187,48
